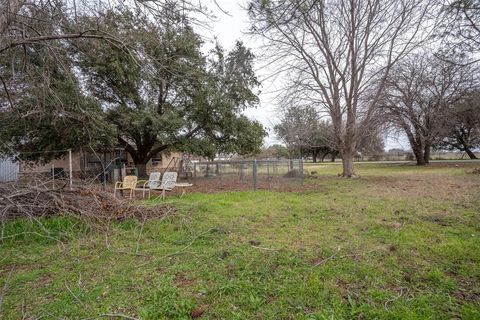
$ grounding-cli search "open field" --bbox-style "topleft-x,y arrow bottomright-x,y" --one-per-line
1,163 -> 479,319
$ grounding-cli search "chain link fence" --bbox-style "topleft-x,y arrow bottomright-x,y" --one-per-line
3,149 -> 306,192
192,159 -> 304,191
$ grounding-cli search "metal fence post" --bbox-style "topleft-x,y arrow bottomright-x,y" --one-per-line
193,162 -> 197,183
299,158 -> 304,185
253,159 -> 258,191
51,164 -> 55,189
68,149 -> 73,190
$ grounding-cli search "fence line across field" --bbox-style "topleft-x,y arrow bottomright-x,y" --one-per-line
3,152 -> 306,192
193,159 -> 304,191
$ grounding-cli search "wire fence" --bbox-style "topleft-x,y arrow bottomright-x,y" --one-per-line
193,159 -> 304,191
0,149 -> 118,189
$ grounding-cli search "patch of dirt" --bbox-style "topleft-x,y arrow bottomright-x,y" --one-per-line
174,272 -> 196,287
266,295 -> 277,303
190,309 -> 205,318
362,174 -> 480,201
336,279 -> 350,291
467,167 -> 480,174
421,212 -> 455,227
403,271 -> 414,283
311,257 -> 324,266
454,288 -> 480,303
182,175 -> 320,194
446,272 -> 480,303
283,169 -> 300,178
336,279 -> 354,301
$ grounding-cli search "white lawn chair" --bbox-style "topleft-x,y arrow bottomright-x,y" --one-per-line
136,172 -> 161,198
150,171 -> 178,199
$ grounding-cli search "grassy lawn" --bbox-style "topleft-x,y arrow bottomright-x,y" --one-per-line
1,163 -> 479,319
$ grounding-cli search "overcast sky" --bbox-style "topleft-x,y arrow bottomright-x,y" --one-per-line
199,0 -> 410,150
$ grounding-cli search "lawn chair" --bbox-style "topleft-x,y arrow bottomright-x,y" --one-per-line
136,171 -> 161,198
150,171 -> 178,200
114,175 -> 138,199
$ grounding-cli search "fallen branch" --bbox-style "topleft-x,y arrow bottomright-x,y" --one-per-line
98,313 -> 139,320
251,245 -> 280,251
163,228 -> 215,259
65,281 -> 85,307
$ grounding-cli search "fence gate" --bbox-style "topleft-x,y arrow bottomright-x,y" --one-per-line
0,158 -> 19,182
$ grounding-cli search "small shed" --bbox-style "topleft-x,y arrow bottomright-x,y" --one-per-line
0,158 -> 19,182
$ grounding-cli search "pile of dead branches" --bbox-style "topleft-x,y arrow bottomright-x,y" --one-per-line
0,184 -> 175,224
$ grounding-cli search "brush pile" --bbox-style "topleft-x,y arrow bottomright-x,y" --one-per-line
0,183 -> 174,222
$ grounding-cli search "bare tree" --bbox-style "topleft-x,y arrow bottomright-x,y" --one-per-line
248,0 -> 438,176
379,54 -> 477,164
439,0 -> 480,61
435,91 -> 480,158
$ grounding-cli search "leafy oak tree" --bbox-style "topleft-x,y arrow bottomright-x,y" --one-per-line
0,9 -> 115,159
0,1 -> 205,157
274,106 -> 337,162
1,5 -> 265,171
73,10 -> 264,175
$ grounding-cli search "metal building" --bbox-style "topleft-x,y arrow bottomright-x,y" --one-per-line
0,158 -> 19,182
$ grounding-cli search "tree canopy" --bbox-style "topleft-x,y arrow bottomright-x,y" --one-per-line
0,4 -> 266,172
248,0 -> 438,176
274,106 -> 337,162
378,53 -> 477,164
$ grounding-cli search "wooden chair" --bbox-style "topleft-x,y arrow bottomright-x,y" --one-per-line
114,175 -> 138,199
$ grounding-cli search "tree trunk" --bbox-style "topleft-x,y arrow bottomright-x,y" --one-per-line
331,152 -> 336,162
412,146 -> 426,165
312,150 -> 318,163
464,147 -> 478,159
341,154 -> 355,177
423,144 -> 430,164
339,142 -> 355,176
135,160 -> 148,178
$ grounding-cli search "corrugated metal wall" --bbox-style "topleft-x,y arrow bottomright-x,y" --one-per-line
0,158 -> 19,182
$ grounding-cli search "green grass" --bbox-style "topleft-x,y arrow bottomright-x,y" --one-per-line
1,163 -> 479,319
